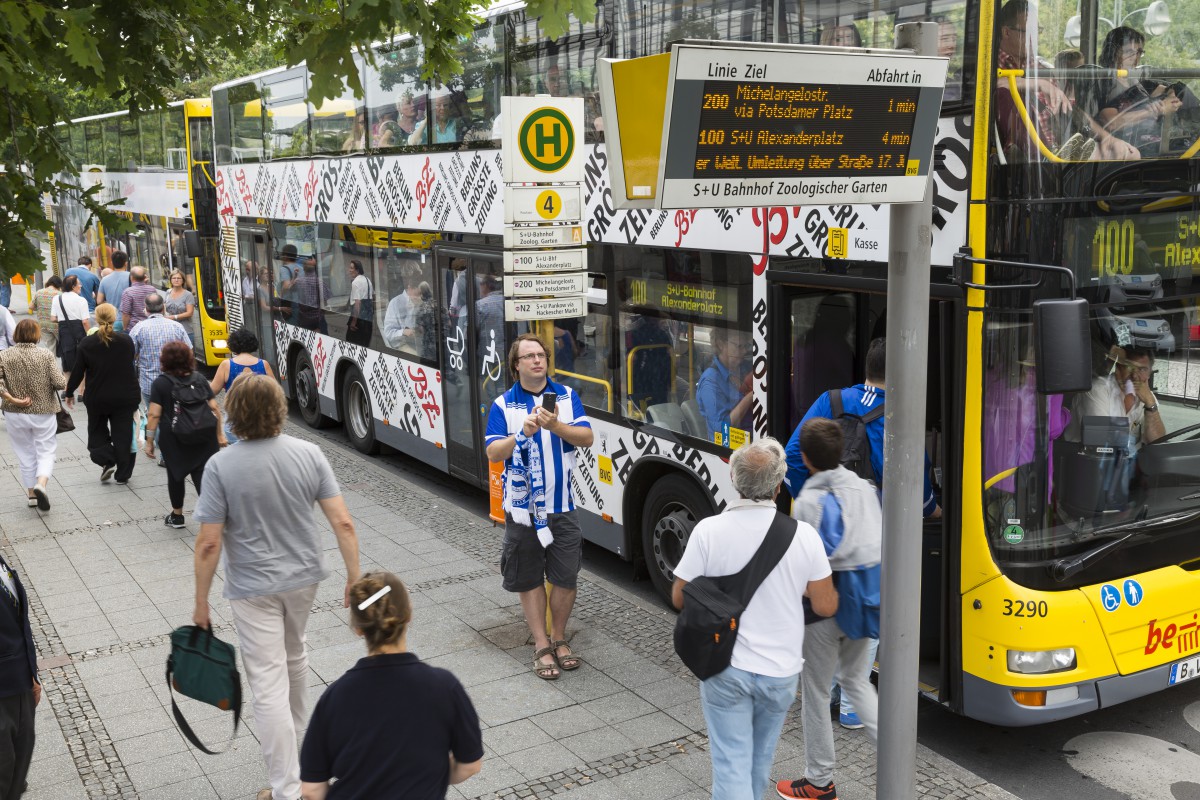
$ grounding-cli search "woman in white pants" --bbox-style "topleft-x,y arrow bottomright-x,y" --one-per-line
0,320 -> 67,510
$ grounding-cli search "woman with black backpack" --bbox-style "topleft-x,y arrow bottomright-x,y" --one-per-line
144,340 -> 226,528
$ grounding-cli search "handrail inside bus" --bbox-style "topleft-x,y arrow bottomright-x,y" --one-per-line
983,467 -> 1019,491
996,69 -> 1064,163
554,369 -> 613,413
625,343 -> 677,417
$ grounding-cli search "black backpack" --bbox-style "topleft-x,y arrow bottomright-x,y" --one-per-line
828,389 -> 885,485
673,512 -> 795,680
168,374 -> 218,444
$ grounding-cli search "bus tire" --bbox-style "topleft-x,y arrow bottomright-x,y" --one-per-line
341,365 -> 379,455
293,349 -> 334,429
641,473 -> 712,606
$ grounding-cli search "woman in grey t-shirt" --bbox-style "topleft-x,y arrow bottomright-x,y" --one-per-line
163,270 -> 195,346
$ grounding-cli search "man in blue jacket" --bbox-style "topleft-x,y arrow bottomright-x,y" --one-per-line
0,551 -> 40,798
783,336 -> 939,731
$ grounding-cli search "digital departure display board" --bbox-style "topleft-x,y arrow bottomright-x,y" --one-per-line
656,43 -> 947,209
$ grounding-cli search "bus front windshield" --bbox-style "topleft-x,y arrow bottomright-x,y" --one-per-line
983,300 -> 1200,586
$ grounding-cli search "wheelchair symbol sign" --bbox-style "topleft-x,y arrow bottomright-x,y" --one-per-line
1123,579 -> 1144,607
1100,584 -> 1122,612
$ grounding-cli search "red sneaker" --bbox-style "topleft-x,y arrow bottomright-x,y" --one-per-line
776,777 -> 838,799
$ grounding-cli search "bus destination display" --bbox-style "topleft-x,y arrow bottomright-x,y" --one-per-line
691,82 -> 921,180
657,44 -> 947,209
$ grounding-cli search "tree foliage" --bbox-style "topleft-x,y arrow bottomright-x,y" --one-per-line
0,0 -> 594,278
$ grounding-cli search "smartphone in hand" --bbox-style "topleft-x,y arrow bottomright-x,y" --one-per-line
542,392 -> 558,412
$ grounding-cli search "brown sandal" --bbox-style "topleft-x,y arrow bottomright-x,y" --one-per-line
533,646 -> 560,680
553,640 -> 582,670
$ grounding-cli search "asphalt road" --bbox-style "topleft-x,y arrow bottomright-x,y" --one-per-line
300,409 -> 1200,800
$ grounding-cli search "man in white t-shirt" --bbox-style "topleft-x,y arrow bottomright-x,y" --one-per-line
672,437 -> 836,800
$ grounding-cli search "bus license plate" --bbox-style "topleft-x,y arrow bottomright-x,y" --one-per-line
1169,654 -> 1200,685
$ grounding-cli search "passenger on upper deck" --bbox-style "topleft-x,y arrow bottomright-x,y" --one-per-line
409,87 -> 463,146
376,93 -> 420,148
1097,27 -> 1185,152
995,0 -> 1140,161
820,24 -> 862,47
343,108 -> 368,152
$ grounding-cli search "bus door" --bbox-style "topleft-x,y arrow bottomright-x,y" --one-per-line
236,227 -> 276,370
437,246 -> 507,487
769,284 -> 957,697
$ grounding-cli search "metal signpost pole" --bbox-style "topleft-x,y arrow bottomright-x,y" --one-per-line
878,20 -> 939,800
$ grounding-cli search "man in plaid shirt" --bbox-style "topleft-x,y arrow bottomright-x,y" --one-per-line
130,293 -> 191,456
293,256 -> 331,334
994,1 -> 1138,161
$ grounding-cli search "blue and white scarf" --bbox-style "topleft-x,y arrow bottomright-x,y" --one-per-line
510,429 -> 551,544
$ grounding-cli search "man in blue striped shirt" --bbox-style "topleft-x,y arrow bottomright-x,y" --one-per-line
485,333 -> 593,681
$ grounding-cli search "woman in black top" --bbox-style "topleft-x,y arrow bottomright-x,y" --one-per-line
143,341 -> 225,528
64,304 -> 141,484
300,573 -> 483,799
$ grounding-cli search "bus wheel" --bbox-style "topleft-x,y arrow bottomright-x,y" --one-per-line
293,349 -> 333,429
341,366 -> 379,455
642,474 -> 711,605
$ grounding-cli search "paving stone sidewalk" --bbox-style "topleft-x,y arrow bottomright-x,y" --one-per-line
0,384 -> 1022,799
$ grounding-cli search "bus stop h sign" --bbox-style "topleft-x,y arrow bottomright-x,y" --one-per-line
502,97 -> 585,184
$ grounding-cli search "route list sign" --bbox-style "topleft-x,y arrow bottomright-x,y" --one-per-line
600,40 -> 946,209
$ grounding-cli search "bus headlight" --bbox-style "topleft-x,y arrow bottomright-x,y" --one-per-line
212,339 -> 228,351
1007,648 -> 1076,674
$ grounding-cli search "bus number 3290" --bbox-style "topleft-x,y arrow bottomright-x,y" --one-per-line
1003,599 -> 1049,618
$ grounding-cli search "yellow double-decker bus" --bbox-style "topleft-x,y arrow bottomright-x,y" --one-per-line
203,0 -> 1200,725
51,99 -> 228,364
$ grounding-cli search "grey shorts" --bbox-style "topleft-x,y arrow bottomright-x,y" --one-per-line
501,510 -> 583,592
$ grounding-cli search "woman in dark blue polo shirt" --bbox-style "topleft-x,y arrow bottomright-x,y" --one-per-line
300,573 -> 483,798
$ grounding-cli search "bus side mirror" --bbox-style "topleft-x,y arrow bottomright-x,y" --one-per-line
1033,298 -> 1091,394
183,230 -> 203,260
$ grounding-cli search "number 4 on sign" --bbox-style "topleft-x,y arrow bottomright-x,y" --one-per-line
536,189 -> 561,220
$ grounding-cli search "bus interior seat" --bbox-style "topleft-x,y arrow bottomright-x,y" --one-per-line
647,403 -> 686,433
681,399 -> 705,439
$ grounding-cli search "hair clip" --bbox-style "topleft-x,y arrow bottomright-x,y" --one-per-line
357,585 -> 392,611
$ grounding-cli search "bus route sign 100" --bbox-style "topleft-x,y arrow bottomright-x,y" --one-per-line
657,42 -> 947,209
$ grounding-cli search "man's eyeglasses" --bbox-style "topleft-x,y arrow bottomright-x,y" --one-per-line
1121,47 -> 1145,58
517,353 -> 547,363
1116,358 -> 1152,375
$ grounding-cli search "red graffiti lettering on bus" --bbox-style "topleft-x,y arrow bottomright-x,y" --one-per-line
408,365 -> 441,427
234,168 -> 253,210
312,339 -> 327,386
751,206 -> 798,275
415,158 -> 435,223
303,163 -> 319,218
214,170 -> 234,221
674,210 -> 698,247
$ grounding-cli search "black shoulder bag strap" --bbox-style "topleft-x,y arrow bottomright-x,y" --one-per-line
723,511 -> 796,606
862,401 -> 885,423
828,389 -> 843,419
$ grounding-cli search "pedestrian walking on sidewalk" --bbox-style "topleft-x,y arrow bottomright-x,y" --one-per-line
129,292 -> 190,463
119,267 -> 158,333
207,327 -> 273,445
0,550 -> 40,799
300,573 -> 483,798
29,276 -> 61,353
144,341 -> 225,527
191,374 -> 359,800
672,438 -> 837,800
51,274 -> 90,379
64,304 -> 140,485
0,321 -> 67,511
485,333 -> 594,681
776,419 -> 881,800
